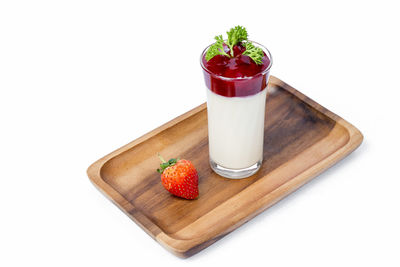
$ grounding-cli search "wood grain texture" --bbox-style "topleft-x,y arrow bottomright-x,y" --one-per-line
87,76 -> 363,258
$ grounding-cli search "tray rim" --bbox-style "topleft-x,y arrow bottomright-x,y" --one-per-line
87,76 -> 363,257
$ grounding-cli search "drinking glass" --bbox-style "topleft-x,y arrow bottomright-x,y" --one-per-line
200,42 -> 272,178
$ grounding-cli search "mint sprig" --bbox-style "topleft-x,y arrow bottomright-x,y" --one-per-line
205,35 -> 230,61
226,26 -> 248,57
242,42 -> 264,65
205,25 -> 264,65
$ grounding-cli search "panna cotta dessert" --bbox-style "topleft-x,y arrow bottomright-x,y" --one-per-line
200,26 -> 272,179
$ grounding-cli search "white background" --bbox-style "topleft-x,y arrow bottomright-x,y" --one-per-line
1,0 -> 399,266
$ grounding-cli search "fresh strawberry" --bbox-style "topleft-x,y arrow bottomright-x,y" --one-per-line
157,154 -> 199,200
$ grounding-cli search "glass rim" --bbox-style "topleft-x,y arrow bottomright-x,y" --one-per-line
200,40 -> 273,81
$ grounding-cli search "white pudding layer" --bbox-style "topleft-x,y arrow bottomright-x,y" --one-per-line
206,89 -> 267,169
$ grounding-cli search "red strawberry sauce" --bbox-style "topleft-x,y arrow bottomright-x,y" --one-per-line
201,43 -> 271,97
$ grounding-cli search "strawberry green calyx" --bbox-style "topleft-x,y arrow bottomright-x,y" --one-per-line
157,153 -> 179,173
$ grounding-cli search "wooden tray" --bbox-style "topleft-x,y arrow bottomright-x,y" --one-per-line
87,76 -> 363,258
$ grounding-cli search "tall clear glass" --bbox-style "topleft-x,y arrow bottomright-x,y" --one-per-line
200,42 -> 272,179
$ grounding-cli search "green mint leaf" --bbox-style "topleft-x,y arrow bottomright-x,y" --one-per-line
242,42 -> 264,65
226,25 -> 248,56
205,35 -> 230,61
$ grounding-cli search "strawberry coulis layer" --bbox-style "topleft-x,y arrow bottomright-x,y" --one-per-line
201,43 -> 271,97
